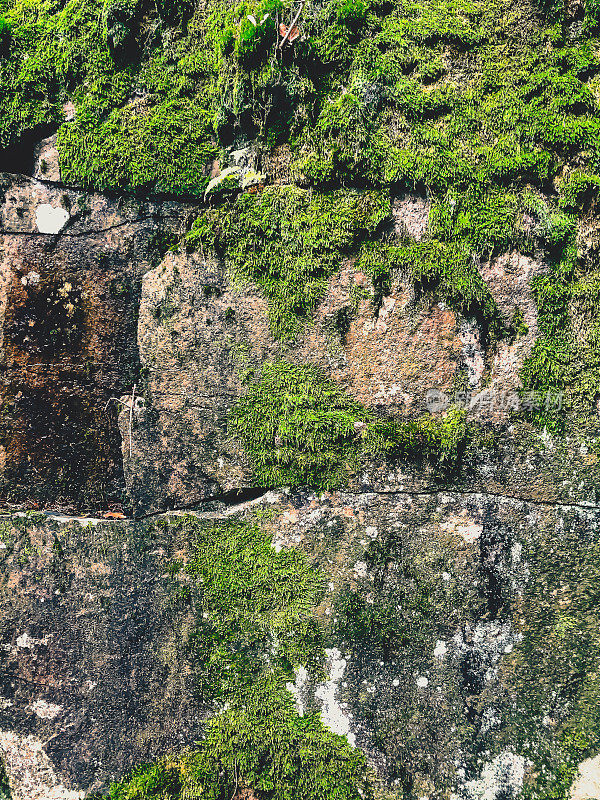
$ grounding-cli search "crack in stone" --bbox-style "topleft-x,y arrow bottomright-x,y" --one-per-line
1,486 -> 599,526
0,213 -> 187,238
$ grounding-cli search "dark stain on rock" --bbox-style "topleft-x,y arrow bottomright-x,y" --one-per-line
6,278 -> 83,355
0,233 -> 146,514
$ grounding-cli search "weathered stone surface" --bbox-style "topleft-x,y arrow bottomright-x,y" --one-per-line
0,731 -> 83,800
1,171 -> 600,800
0,173 -> 596,518
0,513 -> 209,796
32,135 -> 61,184
0,487 -> 599,798
0,174 -> 196,513
118,248 -> 274,513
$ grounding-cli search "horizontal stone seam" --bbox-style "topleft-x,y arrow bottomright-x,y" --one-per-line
0,212 -> 186,238
31,174 -> 208,205
1,487 -> 599,526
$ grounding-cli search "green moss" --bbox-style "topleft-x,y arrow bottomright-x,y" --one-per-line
102,0 -> 141,65
500,516 -> 600,798
228,361 -> 468,489
228,361 -> 370,488
558,170 -> 600,211
0,16 -> 11,53
95,677 -> 368,800
0,758 -> 10,800
187,186 -> 389,339
3,0 -> 600,219
357,238 -> 503,336
86,514 -> 367,800
58,96 -> 218,194
515,207 -> 600,430
176,515 -> 323,697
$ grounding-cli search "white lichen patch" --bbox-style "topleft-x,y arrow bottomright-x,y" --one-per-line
16,632 -> 50,649
35,204 -> 69,234
459,321 -> 485,388
0,730 -> 84,800
463,751 -> 528,800
440,514 -> 483,544
286,665 -> 309,716
392,195 -> 431,240
416,676 -> 429,688
315,648 -> 356,747
353,561 -> 368,578
31,699 -> 62,720
20,271 -> 40,287
433,640 -> 448,658
570,753 -> 600,800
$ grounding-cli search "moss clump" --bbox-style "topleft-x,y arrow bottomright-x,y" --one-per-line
357,238 -> 503,337
96,677 -> 368,800
178,515 -> 323,698
58,96 -> 218,194
0,16 -> 11,55
0,0 -> 219,194
102,0 -> 141,65
228,361 -> 468,489
515,190 -> 600,431
228,361 -> 371,488
558,170 -> 600,212
0,758 -> 11,800
89,515 -> 367,800
187,186 -> 389,339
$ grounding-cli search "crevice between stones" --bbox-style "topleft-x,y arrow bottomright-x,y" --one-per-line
1,485 -> 599,526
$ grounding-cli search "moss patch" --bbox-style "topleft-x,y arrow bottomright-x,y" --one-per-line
228,361 -> 468,489
94,677 -> 368,800
58,96 -> 218,194
187,186 -> 389,339
357,237 -> 504,338
177,514 -> 323,698
0,758 -> 11,800
88,514 -> 368,800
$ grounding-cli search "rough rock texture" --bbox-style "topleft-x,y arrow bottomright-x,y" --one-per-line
0,174 -> 196,513
0,513 -> 208,796
1,174 -> 585,517
1,169 -> 600,800
0,487 -> 599,799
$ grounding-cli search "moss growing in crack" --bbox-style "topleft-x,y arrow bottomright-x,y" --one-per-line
228,361 -> 468,489
94,676 -> 368,800
187,186 -> 389,339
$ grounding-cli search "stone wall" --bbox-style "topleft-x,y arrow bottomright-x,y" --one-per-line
1,172 -> 600,800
